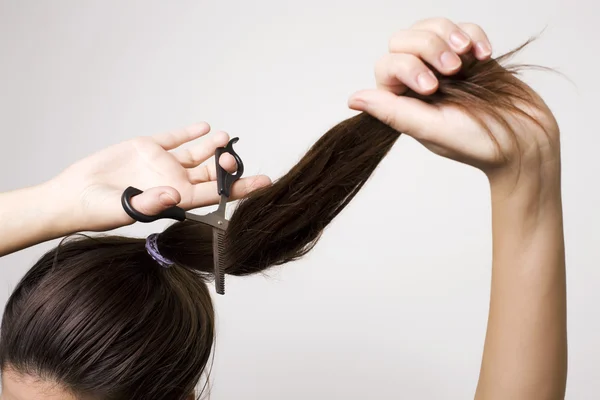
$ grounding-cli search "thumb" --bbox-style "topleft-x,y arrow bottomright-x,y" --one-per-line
348,89 -> 441,139
129,186 -> 182,217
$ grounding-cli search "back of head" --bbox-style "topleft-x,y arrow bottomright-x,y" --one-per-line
0,234 -> 215,399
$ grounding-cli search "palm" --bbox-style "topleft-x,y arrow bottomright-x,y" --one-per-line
84,138 -> 196,206
396,78 -> 559,171
419,103 -> 503,167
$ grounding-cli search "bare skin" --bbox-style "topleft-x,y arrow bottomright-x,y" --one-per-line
0,122 -> 272,257
0,369 -> 191,400
1,369 -> 78,400
349,17 -> 566,400
0,17 -> 566,400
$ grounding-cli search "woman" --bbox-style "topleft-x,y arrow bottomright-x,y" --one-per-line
0,18 -> 566,399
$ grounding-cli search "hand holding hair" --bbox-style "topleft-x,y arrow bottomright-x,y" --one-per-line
349,18 -> 559,188
346,18 -> 565,400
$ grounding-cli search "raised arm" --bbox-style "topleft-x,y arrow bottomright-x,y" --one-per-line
0,123 -> 270,257
475,163 -> 566,399
348,17 -> 567,399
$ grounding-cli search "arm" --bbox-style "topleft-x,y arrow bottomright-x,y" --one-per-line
0,181 -> 75,257
347,16 -> 567,400
0,123 -> 270,258
475,166 -> 567,399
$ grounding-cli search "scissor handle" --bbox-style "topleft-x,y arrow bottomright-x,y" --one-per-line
215,137 -> 245,198
121,186 -> 187,223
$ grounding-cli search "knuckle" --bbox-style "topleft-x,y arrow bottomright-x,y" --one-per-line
384,54 -> 421,80
136,199 -> 154,215
130,136 -> 153,151
180,149 -> 193,163
422,32 -> 443,49
189,150 -> 201,164
431,16 -> 455,29
403,55 -> 424,75
380,107 -> 399,128
212,130 -> 230,145
457,22 -> 484,37
388,29 -> 408,51
374,54 -> 391,75
196,165 -> 210,182
413,16 -> 456,33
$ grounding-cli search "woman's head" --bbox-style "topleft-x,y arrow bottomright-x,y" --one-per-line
0,234 -> 215,399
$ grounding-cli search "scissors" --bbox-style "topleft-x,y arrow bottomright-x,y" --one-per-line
121,137 -> 244,295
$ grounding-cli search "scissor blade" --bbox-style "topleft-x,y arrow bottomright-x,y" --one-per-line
184,210 -> 229,230
216,194 -> 228,214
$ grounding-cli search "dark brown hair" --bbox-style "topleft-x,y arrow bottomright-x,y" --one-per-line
0,38 -> 551,399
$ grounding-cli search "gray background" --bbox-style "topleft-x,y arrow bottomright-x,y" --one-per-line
0,1 -> 596,399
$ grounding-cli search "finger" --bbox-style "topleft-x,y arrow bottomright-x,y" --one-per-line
128,186 -> 182,217
375,53 -> 438,95
388,29 -> 463,77
191,175 -> 272,207
409,17 -> 474,54
187,153 -> 238,184
152,122 -> 211,151
348,88 -> 442,140
456,22 -> 492,60
218,153 -> 238,174
174,130 -> 230,168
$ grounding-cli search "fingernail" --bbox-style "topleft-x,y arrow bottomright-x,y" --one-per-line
440,51 -> 461,70
159,193 -> 177,206
450,31 -> 470,50
417,70 -> 437,90
475,41 -> 492,57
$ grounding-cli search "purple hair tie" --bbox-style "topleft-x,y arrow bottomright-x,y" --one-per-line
145,233 -> 175,268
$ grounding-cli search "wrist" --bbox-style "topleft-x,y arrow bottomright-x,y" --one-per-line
487,161 -> 562,232
37,178 -> 82,237
488,157 -> 561,200
0,181 -> 81,256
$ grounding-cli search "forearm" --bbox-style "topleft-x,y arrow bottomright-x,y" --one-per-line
475,165 -> 567,399
0,180 -> 77,257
